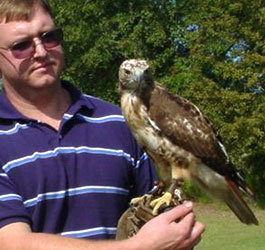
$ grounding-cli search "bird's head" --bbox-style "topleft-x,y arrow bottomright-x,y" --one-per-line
118,59 -> 154,94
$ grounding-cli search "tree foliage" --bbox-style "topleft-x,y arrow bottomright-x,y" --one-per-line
49,0 -> 265,205
50,0 -> 177,102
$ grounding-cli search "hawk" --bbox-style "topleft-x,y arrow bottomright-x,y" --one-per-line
118,58 -> 258,225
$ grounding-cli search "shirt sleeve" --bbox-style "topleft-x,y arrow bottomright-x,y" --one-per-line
0,169 -> 32,229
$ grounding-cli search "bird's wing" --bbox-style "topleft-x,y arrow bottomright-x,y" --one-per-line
147,84 -> 235,178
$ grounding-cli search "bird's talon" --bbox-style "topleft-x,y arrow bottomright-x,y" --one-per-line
150,192 -> 172,215
130,194 -> 152,207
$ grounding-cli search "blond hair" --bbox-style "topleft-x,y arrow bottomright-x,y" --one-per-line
0,0 -> 53,22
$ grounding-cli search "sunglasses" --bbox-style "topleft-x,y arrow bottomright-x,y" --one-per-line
0,28 -> 63,59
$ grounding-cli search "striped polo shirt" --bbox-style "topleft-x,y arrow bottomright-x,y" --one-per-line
0,81 -> 156,239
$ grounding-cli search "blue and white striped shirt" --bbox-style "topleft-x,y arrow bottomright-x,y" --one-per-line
0,81 -> 156,239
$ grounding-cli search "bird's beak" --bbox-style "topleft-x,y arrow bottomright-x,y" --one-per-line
134,70 -> 145,84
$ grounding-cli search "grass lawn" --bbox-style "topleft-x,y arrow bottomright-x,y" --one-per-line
194,203 -> 265,250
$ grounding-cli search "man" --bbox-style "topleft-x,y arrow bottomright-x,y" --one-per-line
0,0 -> 205,249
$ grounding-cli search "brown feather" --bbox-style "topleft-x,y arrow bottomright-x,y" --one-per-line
148,84 -> 229,171
225,178 -> 258,225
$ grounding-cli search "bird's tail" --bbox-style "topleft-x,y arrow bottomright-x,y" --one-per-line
224,178 -> 258,225
193,163 -> 259,225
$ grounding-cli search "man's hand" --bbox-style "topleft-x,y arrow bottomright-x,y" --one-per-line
129,202 -> 205,250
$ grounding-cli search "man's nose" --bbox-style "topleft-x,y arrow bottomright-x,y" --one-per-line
33,38 -> 48,58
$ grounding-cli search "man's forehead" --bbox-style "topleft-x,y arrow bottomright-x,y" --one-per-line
0,20 -> 30,36
0,6 -> 54,32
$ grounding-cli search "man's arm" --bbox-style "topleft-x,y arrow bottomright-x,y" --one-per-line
0,202 -> 205,250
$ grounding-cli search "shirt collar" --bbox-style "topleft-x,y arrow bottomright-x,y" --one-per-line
0,80 -> 95,122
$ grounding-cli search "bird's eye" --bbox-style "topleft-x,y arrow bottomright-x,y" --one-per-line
124,69 -> 131,75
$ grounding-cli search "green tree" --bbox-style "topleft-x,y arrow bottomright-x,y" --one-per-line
50,0 -> 178,102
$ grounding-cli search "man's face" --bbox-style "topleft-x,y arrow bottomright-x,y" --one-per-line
0,4 -> 64,92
